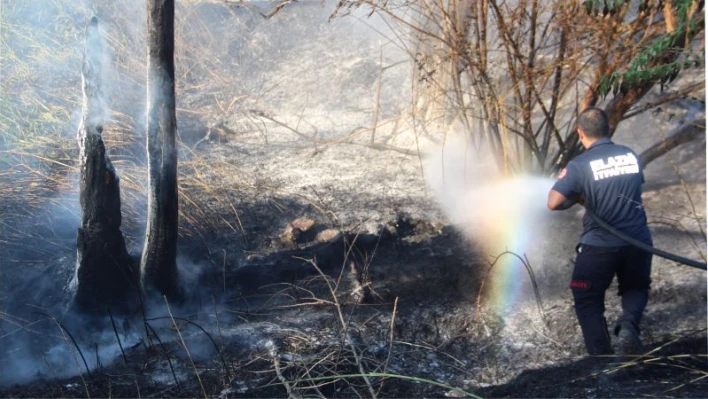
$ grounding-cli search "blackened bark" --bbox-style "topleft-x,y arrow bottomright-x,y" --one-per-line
73,17 -> 138,314
141,0 -> 181,301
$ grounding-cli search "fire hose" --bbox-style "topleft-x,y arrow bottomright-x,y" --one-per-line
584,205 -> 707,271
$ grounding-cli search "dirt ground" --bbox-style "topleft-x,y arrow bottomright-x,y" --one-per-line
1,1 -> 706,398
0,215 -> 705,398
1,120 -> 705,397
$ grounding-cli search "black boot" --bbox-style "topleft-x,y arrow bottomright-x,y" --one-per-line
615,321 -> 644,356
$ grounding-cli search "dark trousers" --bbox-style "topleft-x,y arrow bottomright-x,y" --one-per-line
570,244 -> 652,355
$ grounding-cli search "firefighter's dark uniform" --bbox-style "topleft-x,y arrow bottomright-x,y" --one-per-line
552,137 -> 652,355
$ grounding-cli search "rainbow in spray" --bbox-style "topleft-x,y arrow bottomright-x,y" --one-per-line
423,135 -> 556,313
462,177 -> 554,312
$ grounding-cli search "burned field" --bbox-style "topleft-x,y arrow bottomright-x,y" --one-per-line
0,200 -> 706,398
2,116 -> 706,398
1,1 -> 707,398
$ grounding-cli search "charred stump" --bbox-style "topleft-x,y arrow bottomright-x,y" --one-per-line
140,0 -> 181,301
72,17 -> 138,315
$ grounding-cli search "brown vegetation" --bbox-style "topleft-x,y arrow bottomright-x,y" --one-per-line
334,0 -> 705,173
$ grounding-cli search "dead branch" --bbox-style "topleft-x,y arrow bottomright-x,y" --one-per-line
623,82 -> 705,120
639,118 -> 706,167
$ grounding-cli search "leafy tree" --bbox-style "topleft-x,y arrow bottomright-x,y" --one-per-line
333,0 -> 705,174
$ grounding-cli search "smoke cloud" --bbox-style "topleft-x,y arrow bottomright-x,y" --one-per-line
0,1 -> 407,387
0,326 -> 140,386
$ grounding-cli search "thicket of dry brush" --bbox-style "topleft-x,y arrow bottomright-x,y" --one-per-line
334,0 -> 705,174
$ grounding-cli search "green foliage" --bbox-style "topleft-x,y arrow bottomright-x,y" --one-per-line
598,0 -> 704,96
599,54 -> 704,96
583,0 -> 626,16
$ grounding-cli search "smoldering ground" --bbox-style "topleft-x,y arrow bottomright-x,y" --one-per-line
1,0 -> 705,397
2,0 -> 145,388
0,0 -> 410,389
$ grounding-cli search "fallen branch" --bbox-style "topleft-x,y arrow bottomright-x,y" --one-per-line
346,141 -> 420,157
250,111 -> 421,157
639,118 -> 705,167
622,82 -> 705,121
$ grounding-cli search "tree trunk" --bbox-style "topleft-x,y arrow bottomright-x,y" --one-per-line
73,17 -> 138,315
141,0 -> 181,301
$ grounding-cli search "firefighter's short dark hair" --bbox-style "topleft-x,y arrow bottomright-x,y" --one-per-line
577,107 -> 610,138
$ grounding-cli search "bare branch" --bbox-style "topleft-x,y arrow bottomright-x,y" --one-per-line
639,118 -> 706,166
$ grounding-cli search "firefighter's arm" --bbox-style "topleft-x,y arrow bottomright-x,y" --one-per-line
547,189 -> 581,210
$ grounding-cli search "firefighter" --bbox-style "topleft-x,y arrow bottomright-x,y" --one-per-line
547,107 -> 652,356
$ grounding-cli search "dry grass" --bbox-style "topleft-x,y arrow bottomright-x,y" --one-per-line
0,2 -> 705,397
0,0 -> 273,241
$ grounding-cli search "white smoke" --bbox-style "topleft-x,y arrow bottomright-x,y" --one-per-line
0,319 -> 141,386
0,0 -> 409,388
0,0 -> 147,387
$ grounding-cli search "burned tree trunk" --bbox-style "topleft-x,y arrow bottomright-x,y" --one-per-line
140,0 -> 181,301
73,17 -> 138,314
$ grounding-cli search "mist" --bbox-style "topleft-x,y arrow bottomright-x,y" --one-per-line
422,130 -> 560,311
0,0 -> 410,387
423,132 -> 555,247
2,0 -> 703,396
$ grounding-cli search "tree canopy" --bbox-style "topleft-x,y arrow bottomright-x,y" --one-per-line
333,0 -> 705,174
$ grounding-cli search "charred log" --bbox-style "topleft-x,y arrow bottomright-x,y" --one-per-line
141,0 -> 181,301
72,17 -> 138,315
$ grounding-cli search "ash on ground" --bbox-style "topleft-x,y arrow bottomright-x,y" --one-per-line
1,2 -> 705,398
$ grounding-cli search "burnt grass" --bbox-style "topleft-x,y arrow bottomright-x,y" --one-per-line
0,139 -> 706,398
1,203 -> 706,398
4,335 -> 706,398
1,0 -> 706,395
